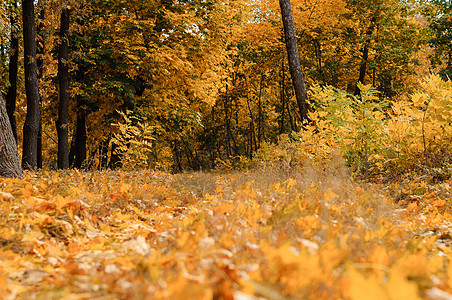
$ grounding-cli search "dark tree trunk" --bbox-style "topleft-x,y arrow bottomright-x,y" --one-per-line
36,7 -> 45,169
280,58 -> 285,134
37,125 -> 42,169
354,17 -> 376,96
69,127 -> 75,167
372,67 -> 376,87
0,95 -> 23,179
6,1 -> 19,142
224,94 -> 232,158
354,45 -> 370,96
171,140 -> 182,172
313,39 -> 326,85
245,96 -> 256,158
257,73 -> 263,147
109,143 -> 122,170
286,98 -> 295,131
22,0 -> 41,170
57,8 -> 71,169
36,8 -> 45,80
73,112 -> 87,169
1,37 -> 4,61
70,11 -> 87,169
279,0 -> 309,123
98,137 -> 109,170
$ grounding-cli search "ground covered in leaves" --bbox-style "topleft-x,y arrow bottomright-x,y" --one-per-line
0,163 -> 451,299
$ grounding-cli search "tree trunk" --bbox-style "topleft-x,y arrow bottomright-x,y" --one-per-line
6,1 -> 19,142
0,95 -> 23,179
57,8 -> 71,169
257,73 -> 263,147
354,44 -> 370,96
245,96 -> 256,157
354,16 -> 376,96
313,38 -> 326,85
279,0 -> 309,123
280,57 -> 286,134
73,112 -> 87,169
286,98 -> 295,131
22,0 -> 41,170
36,7 -> 45,169
98,138 -> 109,170
224,93 -> 232,158
0,37 -> 4,61
171,140 -> 182,172
69,126 -> 75,167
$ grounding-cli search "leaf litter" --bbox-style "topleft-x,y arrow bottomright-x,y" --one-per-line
0,165 -> 450,299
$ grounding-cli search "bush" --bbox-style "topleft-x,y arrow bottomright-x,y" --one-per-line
111,110 -> 157,170
252,75 -> 452,179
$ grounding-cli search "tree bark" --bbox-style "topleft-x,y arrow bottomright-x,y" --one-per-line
36,7 -> 45,169
257,73 -> 263,147
245,96 -> 256,157
313,38 -> 326,85
0,37 -> 4,61
354,44 -> 370,96
57,8 -> 71,169
0,95 -> 23,179
280,58 -> 285,134
279,0 -> 309,123
73,112 -> 87,169
98,138 -> 109,170
6,1 -> 19,142
354,17 -> 376,96
22,0 -> 41,170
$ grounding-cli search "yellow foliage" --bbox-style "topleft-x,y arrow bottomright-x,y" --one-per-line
386,269 -> 421,300
345,264 -> 387,300
253,75 -> 452,176
389,74 -> 452,164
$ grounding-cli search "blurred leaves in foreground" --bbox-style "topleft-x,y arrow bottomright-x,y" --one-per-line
0,163 -> 450,299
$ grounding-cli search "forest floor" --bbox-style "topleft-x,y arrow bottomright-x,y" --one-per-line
0,161 -> 451,299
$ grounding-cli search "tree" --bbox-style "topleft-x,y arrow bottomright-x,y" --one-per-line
57,7 -> 71,169
278,0 -> 309,123
354,16 -> 376,96
0,94 -> 22,179
22,0 -> 41,170
36,4 -> 45,169
428,0 -> 452,79
5,0 -> 19,142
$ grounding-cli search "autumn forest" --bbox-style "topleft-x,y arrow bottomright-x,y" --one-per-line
0,0 -> 446,172
0,0 -> 451,298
